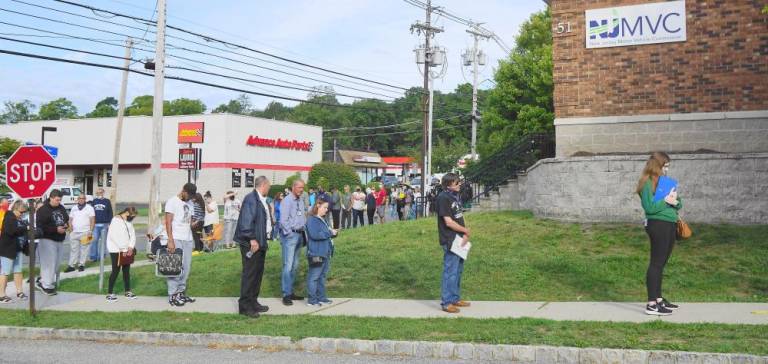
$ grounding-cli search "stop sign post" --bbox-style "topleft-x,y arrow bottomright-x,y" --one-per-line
4,145 -> 56,316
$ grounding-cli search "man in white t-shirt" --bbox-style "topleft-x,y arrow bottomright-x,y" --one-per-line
165,182 -> 197,307
65,194 -> 95,272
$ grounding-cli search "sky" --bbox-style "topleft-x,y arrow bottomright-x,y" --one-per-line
0,0 -> 547,115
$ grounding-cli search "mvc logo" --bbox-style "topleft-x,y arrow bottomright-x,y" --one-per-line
589,9 -> 682,40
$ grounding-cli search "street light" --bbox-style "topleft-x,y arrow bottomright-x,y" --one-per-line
41,126 -> 57,146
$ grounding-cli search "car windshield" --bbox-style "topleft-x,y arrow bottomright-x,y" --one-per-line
73,188 -> 82,196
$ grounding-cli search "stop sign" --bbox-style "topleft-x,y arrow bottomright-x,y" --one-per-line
5,145 -> 57,199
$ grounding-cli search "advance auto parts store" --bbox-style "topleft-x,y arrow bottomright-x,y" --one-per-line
0,113 -> 322,203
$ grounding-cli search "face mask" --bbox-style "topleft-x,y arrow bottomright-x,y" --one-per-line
229,195 -> 235,200
78,203 -> 86,209
126,216 -> 135,222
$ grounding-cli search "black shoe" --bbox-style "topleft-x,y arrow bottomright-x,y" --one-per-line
659,298 -> 679,310
169,294 -> 185,307
78,265 -> 85,272
64,266 -> 76,273
645,303 -> 672,316
239,311 -> 259,318
180,292 -> 196,303
289,294 -> 304,301
255,304 -> 270,313
35,280 -> 55,295
282,296 -> 293,306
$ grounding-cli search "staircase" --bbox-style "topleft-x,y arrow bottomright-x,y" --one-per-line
464,133 -> 554,212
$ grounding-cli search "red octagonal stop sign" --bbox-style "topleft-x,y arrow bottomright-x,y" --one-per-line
5,145 -> 57,199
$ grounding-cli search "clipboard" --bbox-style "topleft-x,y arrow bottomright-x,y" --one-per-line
653,176 -> 677,202
450,234 -> 471,260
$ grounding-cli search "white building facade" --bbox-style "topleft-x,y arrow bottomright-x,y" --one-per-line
0,113 -> 322,204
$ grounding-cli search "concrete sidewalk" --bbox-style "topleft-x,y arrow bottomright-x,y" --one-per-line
4,286 -> 767,325
4,253 -> 767,325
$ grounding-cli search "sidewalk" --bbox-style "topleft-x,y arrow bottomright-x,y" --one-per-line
4,257 -> 767,325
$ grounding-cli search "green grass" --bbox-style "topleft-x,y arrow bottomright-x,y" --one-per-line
59,211 -> 768,302
0,309 -> 766,355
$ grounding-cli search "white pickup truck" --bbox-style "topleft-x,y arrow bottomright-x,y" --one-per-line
48,186 -> 93,209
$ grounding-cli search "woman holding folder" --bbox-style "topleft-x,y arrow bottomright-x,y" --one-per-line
636,151 -> 683,316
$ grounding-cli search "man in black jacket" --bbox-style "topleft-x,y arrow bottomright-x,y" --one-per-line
35,189 -> 69,295
234,176 -> 272,318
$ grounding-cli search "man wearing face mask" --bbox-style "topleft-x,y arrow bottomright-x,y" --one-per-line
223,191 -> 241,249
35,189 -> 70,295
65,194 -> 95,273
88,188 -> 113,262
165,183 -> 197,307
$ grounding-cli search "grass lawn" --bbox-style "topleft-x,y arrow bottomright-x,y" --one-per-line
59,211 -> 768,302
0,309 -> 766,355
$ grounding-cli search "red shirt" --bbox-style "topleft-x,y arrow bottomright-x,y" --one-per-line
375,189 -> 387,206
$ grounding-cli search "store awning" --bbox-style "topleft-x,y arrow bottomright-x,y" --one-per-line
337,150 -> 387,168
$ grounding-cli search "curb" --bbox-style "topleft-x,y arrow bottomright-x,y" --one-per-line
0,326 -> 766,363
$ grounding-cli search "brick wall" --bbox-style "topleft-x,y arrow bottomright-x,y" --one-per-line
551,0 -> 768,118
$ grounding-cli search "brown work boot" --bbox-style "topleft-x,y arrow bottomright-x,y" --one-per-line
442,304 -> 460,313
454,300 -> 471,307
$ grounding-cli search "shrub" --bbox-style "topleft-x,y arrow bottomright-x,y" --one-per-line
307,162 -> 361,191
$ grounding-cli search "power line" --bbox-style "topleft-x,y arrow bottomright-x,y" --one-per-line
0,35 -> 143,63
323,124 -> 467,139
52,0 -> 417,93
324,113 -> 467,132
2,5 -> 403,100
0,48 -> 395,113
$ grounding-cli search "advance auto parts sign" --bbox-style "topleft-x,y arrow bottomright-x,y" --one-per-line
178,122 -> 205,143
586,1 -> 686,49
246,135 -> 314,152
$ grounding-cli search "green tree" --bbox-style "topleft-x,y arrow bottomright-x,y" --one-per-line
0,100 -> 36,124
125,95 -> 154,116
166,98 -> 206,115
431,138 -> 469,173
478,8 -> 553,158
0,137 -> 22,192
307,162 -> 361,191
86,97 -> 118,118
283,172 -> 304,188
257,101 -> 292,120
38,98 -> 78,120
212,94 -> 252,114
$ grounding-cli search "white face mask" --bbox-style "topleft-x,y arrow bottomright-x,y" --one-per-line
662,164 -> 670,175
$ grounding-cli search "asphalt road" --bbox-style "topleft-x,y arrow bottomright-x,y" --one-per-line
0,339 -> 491,364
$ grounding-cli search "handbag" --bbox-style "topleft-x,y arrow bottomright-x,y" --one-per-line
676,218 -> 692,239
155,248 -> 184,277
117,249 -> 136,266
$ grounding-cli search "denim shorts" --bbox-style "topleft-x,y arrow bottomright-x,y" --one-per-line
0,252 -> 23,275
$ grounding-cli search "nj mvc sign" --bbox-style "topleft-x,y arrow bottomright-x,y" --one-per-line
5,145 -> 56,199
585,0 -> 686,49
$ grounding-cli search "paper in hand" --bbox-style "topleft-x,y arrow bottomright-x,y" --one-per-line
450,234 -> 471,260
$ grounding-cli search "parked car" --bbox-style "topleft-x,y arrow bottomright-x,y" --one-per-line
371,174 -> 400,188
46,186 -> 93,209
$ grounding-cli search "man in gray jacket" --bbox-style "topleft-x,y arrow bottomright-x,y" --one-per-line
278,179 -> 307,306
234,176 -> 272,318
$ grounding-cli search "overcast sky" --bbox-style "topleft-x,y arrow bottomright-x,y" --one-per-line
0,0 -> 547,114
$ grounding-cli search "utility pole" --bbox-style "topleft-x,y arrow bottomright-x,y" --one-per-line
102,37 -> 133,292
148,0 -> 166,239
411,0 -> 443,215
465,28 -> 490,160
333,138 -> 338,162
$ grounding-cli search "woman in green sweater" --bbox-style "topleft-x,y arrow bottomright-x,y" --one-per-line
636,151 -> 683,316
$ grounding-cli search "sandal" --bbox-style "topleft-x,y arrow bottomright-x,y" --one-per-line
0,296 -> 12,304
16,292 -> 28,301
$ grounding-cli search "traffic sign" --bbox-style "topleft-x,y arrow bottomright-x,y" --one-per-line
24,142 -> 58,158
5,145 -> 57,199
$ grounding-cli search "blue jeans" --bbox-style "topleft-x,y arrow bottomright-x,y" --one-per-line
0,251 -> 23,275
280,232 -> 303,297
89,223 -> 109,261
306,256 -> 330,304
440,244 -> 464,308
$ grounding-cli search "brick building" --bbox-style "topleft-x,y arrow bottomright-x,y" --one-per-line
549,0 -> 767,156
478,1 -> 767,224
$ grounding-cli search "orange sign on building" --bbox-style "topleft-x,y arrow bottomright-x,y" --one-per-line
178,122 -> 205,143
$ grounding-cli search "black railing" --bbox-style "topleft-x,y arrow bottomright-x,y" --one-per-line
463,133 -> 555,205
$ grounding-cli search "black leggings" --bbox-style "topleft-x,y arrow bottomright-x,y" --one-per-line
109,253 -> 131,294
645,219 -> 676,301
367,208 -> 376,225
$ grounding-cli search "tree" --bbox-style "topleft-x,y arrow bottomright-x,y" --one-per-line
86,97 -> 118,118
212,94 -> 252,115
307,162 -> 361,191
0,137 -> 22,192
431,138 -> 469,173
126,95 -> 206,116
0,100 -> 36,124
166,98 -> 206,115
257,101 -> 292,120
38,98 -> 78,120
478,8 -> 553,158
